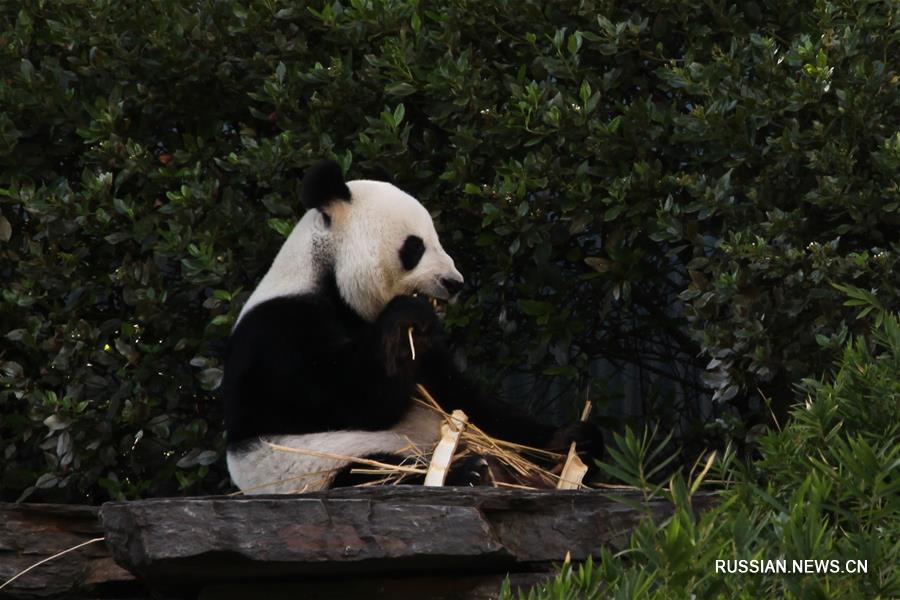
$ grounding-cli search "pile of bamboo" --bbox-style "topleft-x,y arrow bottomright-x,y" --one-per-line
263,383 -> 591,492
413,384 -> 590,490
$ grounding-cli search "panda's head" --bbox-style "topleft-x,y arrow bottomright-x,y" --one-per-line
298,161 -> 464,321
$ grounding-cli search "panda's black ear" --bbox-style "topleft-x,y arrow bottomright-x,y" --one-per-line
300,160 -> 351,211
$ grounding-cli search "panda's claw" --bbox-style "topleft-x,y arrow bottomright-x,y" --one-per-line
446,455 -> 493,487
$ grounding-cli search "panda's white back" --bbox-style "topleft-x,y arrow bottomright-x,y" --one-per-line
236,208 -> 328,323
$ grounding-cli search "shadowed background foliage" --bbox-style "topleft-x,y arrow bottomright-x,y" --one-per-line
1,0 -> 897,502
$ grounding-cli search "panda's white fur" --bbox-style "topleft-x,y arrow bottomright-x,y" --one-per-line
227,405 -> 443,493
227,178 -> 461,493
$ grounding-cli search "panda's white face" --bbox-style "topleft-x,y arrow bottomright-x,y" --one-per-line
237,174 -> 464,325
329,180 -> 463,321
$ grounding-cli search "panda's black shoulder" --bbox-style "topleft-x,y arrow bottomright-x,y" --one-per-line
227,292 -> 357,358
235,294 -> 324,331
223,292 -> 362,442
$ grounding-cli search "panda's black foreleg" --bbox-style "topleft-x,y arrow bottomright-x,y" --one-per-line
371,297 -> 554,447
320,297 -> 439,431
370,295 -> 603,457
417,346 -> 604,458
416,346 -> 557,447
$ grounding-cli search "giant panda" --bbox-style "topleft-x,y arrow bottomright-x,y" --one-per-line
224,160 -> 597,493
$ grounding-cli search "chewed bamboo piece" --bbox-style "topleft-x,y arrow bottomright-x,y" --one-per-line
424,409 -> 468,486
557,396 -> 593,490
556,442 -> 588,490
580,400 -> 593,422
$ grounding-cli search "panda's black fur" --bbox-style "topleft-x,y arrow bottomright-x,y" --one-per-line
224,161 -> 595,493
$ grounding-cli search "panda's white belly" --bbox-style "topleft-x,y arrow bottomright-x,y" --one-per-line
226,405 -> 443,494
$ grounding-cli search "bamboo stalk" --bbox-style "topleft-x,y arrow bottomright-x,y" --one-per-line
556,442 -> 588,490
580,400 -> 593,422
493,481 -> 544,490
407,326 -> 416,360
0,538 -> 106,592
263,384 -> 593,492
424,409 -> 468,486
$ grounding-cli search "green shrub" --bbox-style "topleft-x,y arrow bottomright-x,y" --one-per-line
504,301 -> 899,599
1,0 -> 897,500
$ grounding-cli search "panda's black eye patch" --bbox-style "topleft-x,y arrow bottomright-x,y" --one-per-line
399,235 -> 425,271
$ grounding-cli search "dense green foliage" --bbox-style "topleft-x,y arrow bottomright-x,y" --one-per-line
1,0 -> 897,501
503,303 -> 900,599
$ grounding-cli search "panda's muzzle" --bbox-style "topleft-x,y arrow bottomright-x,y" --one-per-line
409,292 -> 445,320
440,277 -> 464,296
412,276 -> 462,319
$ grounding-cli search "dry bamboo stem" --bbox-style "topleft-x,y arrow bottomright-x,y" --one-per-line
556,396 -> 593,490
264,441 -> 428,475
557,442 -> 588,490
407,326 -> 416,360
580,400 -> 593,422
0,537 -> 106,592
493,481 -> 543,490
424,409 -> 468,486
414,387 -> 562,458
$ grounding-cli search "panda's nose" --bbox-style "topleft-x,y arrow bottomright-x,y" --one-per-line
441,277 -> 464,296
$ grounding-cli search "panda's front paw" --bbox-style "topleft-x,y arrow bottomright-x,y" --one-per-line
376,295 -> 443,375
445,455 -> 494,487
